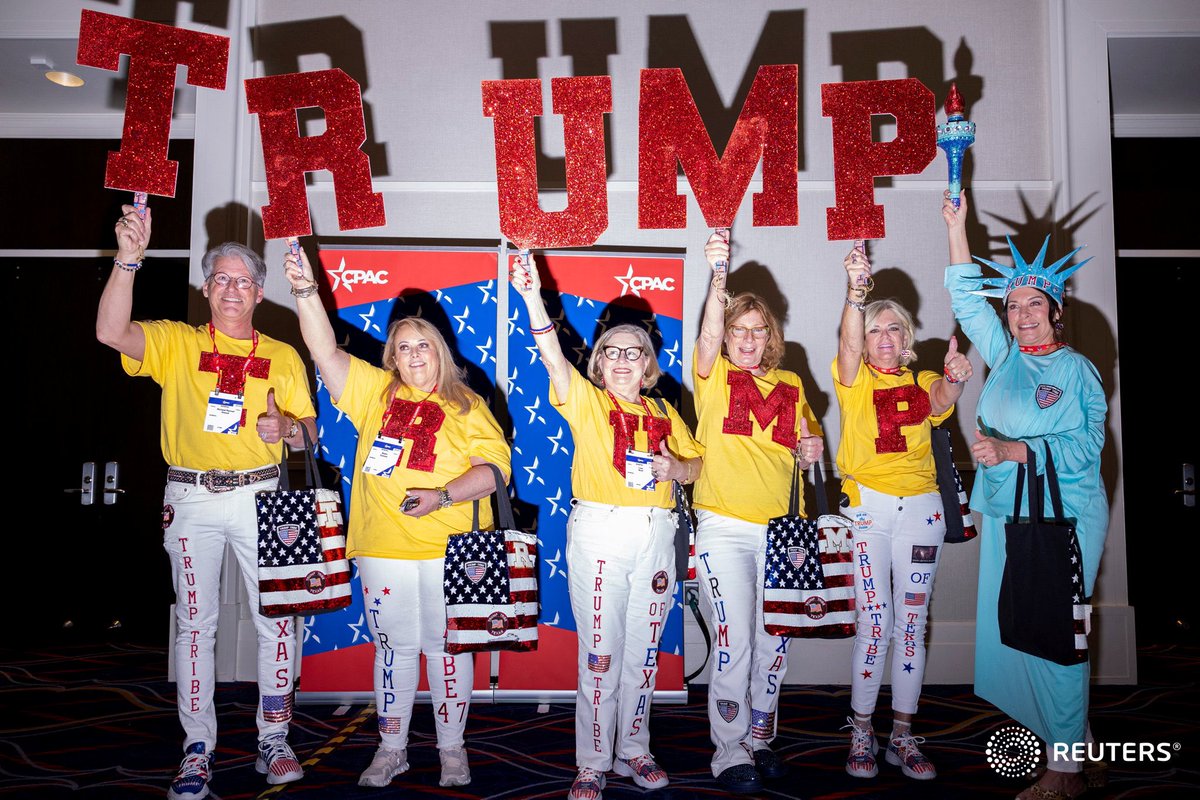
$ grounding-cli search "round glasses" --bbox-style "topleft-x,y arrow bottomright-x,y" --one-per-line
601,346 -> 645,361
210,273 -> 257,290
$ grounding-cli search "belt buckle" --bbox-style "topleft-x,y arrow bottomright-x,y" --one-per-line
202,469 -> 236,493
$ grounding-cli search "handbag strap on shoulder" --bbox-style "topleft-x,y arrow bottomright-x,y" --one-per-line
471,463 -> 516,531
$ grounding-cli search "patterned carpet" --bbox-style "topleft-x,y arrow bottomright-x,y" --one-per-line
1,640 -> 1196,799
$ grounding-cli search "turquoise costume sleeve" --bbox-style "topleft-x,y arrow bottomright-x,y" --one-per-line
944,263 -> 1010,369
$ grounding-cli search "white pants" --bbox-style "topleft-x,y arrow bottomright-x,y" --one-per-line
845,484 -> 945,717
357,556 -> 473,750
567,501 -> 676,770
162,475 -> 297,751
694,510 -> 790,776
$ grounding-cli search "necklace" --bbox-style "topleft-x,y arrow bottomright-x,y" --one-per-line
1019,342 -> 1063,355
866,361 -> 902,375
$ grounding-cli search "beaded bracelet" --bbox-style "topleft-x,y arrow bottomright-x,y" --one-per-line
943,367 -> 963,384
114,258 -> 143,272
291,282 -> 319,299
530,322 -> 555,335
845,296 -> 865,312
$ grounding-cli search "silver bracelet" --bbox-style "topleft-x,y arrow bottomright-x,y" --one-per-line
291,282 -> 319,299
846,296 -> 866,311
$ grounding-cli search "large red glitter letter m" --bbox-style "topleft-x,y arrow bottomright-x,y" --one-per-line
722,371 -> 799,449
245,69 -> 386,239
481,76 -> 612,249
638,65 -> 798,229
821,78 -> 936,240
76,10 -> 229,197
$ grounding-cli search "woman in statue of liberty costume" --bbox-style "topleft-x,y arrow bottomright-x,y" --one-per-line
942,192 -> 1108,800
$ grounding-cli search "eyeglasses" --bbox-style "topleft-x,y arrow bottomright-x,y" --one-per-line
601,346 -> 645,361
729,325 -> 769,339
210,273 -> 257,290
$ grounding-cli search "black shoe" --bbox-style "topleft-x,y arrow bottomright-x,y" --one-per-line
753,748 -> 787,779
716,764 -> 763,794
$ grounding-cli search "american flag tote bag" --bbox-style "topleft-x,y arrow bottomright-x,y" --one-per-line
763,462 -> 856,639
255,428 -> 352,617
444,464 -> 539,654
931,426 -> 978,543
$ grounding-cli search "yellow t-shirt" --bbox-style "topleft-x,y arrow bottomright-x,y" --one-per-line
549,369 -> 703,508
122,320 -> 316,471
692,353 -> 821,523
832,358 -> 953,504
335,355 -> 511,560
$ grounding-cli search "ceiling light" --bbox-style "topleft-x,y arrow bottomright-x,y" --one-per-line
30,56 -> 85,88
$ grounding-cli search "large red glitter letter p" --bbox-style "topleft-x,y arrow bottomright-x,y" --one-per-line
245,69 -> 386,239
76,10 -> 229,197
821,78 -> 936,240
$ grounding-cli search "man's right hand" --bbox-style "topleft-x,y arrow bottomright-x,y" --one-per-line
115,204 -> 150,263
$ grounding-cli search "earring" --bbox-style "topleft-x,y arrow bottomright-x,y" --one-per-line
1054,321 -> 1064,331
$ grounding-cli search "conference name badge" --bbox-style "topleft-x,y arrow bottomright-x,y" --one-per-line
625,449 -> 656,491
362,435 -> 404,477
204,391 -> 243,435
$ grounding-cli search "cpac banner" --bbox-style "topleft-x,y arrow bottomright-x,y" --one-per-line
298,246 -> 500,696
502,251 -> 687,699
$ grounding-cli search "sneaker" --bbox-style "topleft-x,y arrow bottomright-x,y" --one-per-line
568,767 -> 606,800
715,763 -> 763,794
167,742 -> 213,800
614,753 -> 669,789
842,717 -> 879,779
255,734 -> 303,785
885,730 -> 937,780
439,746 -> 471,787
358,746 -> 409,787
753,747 -> 787,779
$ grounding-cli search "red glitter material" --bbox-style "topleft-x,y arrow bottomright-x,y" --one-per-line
379,398 -> 444,473
481,76 -> 612,249
76,10 -> 229,198
197,352 -> 271,394
871,384 -> 931,454
945,82 -> 964,117
606,412 -> 672,476
720,371 -> 799,449
245,68 -> 386,239
638,65 -> 797,229
821,78 -> 936,240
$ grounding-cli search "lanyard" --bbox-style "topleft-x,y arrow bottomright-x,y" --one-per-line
606,390 -> 654,444
208,323 -> 259,395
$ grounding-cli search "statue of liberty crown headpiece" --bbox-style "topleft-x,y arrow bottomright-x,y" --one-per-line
970,235 -> 1091,306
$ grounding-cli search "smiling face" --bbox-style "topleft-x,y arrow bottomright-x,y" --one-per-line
724,309 -> 768,371
1006,287 -> 1058,347
864,308 -> 908,369
391,323 -> 441,391
598,330 -> 649,401
202,255 -> 263,329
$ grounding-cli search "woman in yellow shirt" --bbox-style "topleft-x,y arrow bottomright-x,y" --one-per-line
834,244 -> 971,781
510,254 -> 703,800
285,247 -> 510,790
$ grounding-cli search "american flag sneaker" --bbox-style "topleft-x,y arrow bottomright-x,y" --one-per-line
255,734 -> 304,784
614,753 -> 669,789
842,717 -> 879,779
885,730 -> 936,780
568,767 -> 606,800
167,742 -> 213,800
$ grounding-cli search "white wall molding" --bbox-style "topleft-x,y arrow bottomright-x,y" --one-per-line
0,112 -> 194,139
1113,113 -> 1200,137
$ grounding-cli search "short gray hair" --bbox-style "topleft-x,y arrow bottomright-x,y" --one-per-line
201,242 -> 267,287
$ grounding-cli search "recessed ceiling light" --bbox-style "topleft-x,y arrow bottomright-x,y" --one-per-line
30,56 -> 85,88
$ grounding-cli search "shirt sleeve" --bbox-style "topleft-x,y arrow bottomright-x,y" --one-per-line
467,400 -> 512,483
275,346 -> 317,421
664,401 -> 704,459
945,262 -> 1012,370
332,355 -> 389,432
121,319 -> 182,383
919,369 -> 954,427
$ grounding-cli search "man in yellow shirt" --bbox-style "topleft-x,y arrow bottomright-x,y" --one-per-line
97,206 -> 316,800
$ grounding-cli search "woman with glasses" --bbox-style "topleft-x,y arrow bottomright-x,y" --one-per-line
835,245 -> 971,782
511,254 -> 703,800
693,232 -> 824,794
284,247 -> 510,790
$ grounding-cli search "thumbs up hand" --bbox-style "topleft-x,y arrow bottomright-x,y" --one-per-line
795,418 -> 824,468
256,388 -> 291,443
944,335 -> 973,383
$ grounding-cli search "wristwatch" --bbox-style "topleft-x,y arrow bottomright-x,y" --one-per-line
435,486 -> 453,509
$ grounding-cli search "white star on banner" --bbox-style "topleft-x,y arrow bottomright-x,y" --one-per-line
507,308 -> 523,337
478,280 -> 495,304
347,613 -> 370,644
358,304 -> 380,333
523,456 -> 545,486
524,395 -> 545,425
434,289 -> 453,304
453,305 -> 474,334
508,367 -> 524,396
547,425 -> 568,455
546,486 -> 568,518
664,339 -> 680,367
476,336 -> 495,365
545,547 -> 563,579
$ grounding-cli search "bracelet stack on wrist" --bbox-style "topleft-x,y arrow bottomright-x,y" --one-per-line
291,282 -> 319,299
114,258 -> 143,272
530,322 -> 555,335
943,367 -> 964,384
846,296 -> 866,311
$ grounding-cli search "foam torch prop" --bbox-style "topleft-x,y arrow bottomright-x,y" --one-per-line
936,83 -> 975,209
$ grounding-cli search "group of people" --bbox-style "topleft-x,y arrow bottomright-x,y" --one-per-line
97,188 -> 1107,800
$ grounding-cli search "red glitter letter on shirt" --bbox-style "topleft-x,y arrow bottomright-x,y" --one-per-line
638,65 -> 798,230
384,400 -> 445,473
722,372 -> 799,449
872,384 -> 931,454
76,10 -> 229,197
482,76 -> 612,249
245,69 -> 386,239
821,78 -> 936,240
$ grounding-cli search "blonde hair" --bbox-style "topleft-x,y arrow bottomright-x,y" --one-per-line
862,299 -> 917,365
380,317 -> 478,414
723,293 -> 785,371
586,324 -> 661,391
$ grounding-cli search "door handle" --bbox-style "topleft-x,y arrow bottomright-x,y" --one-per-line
103,461 -> 122,506
64,462 -> 96,505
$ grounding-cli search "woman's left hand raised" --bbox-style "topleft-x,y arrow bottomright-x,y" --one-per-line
944,335 -> 973,383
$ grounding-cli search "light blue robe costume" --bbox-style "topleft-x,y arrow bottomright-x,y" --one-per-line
945,263 -> 1108,754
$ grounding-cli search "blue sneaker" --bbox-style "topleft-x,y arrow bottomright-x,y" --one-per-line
167,742 -> 212,800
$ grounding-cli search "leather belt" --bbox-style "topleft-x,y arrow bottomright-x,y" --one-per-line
167,464 -> 280,493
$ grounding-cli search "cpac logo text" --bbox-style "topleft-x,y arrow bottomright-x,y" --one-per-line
615,264 -> 676,298
325,257 -> 390,293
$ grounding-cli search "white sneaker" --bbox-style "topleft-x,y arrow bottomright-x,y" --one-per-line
357,746 -> 409,787
886,730 -> 937,780
167,742 -> 212,800
439,746 -> 471,787
255,735 -> 303,785
568,767 -> 606,799
841,716 -> 879,779
613,754 -> 669,789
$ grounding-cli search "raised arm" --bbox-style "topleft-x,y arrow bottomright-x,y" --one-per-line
942,191 -> 1009,368
96,204 -> 150,360
695,230 -> 730,380
509,253 -> 573,402
928,335 -> 971,416
283,242 -> 351,401
836,244 -> 871,386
